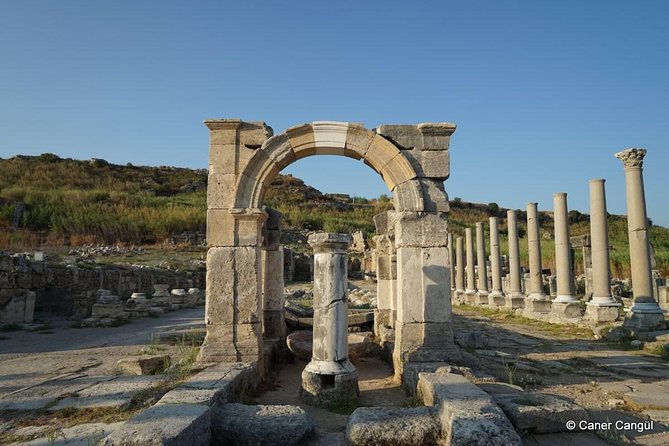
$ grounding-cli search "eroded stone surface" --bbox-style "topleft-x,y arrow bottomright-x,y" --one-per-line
346,406 -> 440,446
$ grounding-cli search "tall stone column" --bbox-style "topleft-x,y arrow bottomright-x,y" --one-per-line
301,233 -> 358,407
465,227 -> 477,304
475,222 -> 490,305
448,233 -> 456,291
455,236 -> 466,304
615,148 -> 665,331
551,193 -> 581,319
525,203 -> 551,314
488,217 -> 505,307
505,210 -> 525,309
586,179 -> 621,322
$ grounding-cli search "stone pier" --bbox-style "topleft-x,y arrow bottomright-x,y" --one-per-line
455,236 -> 466,304
551,193 -> 581,319
373,211 -> 397,343
488,217 -> 505,307
615,148 -> 666,331
524,203 -> 551,315
465,228 -> 477,304
262,209 -> 286,342
586,179 -> 621,323
475,222 -> 490,305
448,233 -> 456,292
301,233 -> 358,408
505,210 -> 525,309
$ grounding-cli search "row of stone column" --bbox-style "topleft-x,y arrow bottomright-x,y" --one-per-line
449,148 -> 665,329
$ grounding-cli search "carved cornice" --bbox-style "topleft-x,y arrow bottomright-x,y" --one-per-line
615,148 -> 646,169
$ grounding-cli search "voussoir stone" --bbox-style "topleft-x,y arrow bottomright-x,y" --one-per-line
346,406 -> 441,446
211,403 -> 314,446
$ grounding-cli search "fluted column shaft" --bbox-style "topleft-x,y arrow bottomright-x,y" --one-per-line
527,203 -> 546,299
507,210 -> 523,297
465,228 -> 477,294
456,236 -> 465,292
489,217 -> 503,296
616,148 -> 662,314
476,222 -> 489,294
448,233 -> 456,291
553,193 -> 577,302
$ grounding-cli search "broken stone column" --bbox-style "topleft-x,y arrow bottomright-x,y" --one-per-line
488,217 -> 505,307
524,203 -> 551,315
586,179 -> 621,323
615,148 -> 666,331
465,228 -> 477,304
301,233 -> 358,408
475,222 -> 489,305
505,210 -> 525,309
455,236 -> 465,304
551,193 -> 581,319
448,233 -> 456,291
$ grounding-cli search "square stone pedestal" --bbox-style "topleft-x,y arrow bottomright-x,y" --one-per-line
464,291 -> 476,305
586,304 -> 620,323
453,290 -> 465,306
623,311 -> 667,333
524,297 -> 551,316
475,292 -> 489,306
550,302 -> 583,320
488,293 -> 506,308
505,294 -> 525,310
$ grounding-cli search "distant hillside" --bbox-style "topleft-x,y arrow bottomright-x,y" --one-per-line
1,153 -> 668,276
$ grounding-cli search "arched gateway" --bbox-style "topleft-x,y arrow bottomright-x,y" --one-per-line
201,119 -> 461,382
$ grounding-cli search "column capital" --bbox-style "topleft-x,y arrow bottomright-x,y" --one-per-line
308,232 -> 352,252
615,148 -> 646,169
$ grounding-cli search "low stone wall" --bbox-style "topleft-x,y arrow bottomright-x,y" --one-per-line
0,252 -> 205,322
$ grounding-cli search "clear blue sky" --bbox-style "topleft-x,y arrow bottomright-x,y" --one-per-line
1,1 -> 667,225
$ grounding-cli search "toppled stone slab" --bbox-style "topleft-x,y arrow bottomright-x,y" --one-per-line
100,403 -> 210,446
494,392 -> 589,433
158,362 -> 255,406
346,406 -> 441,446
623,390 -> 669,410
211,403 -> 313,446
50,375 -> 166,411
116,355 -> 171,375
418,371 -> 522,446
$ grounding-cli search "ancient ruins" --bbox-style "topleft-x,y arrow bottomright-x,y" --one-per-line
1,120 -> 668,446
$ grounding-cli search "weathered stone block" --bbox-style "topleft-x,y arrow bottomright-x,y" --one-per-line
394,322 -> 460,363
376,124 -> 421,150
417,371 -> 522,446
379,154 -> 417,190
494,392 -> 590,434
206,247 -> 260,325
207,173 -> 236,209
116,355 -> 171,376
100,403 -> 210,446
212,404 -> 314,446
261,133 -> 295,169
586,304 -> 620,323
287,123 -> 316,159
397,247 -> 450,323
373,211 -> 397,236
401,149 -> 450,180
345,123 -> 375,159
364,135 -> 401,172
395,212 -> 449,248
199,322 -> 262,362
347,406 -> 440,446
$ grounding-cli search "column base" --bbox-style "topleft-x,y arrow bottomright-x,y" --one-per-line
505,293 -> 525,310
464,290 -> 477,305
392,321 -> 462,378
475,291 -> 490,305
524,296 -> 551,315
488,291 -> 506,307
586,303 -> 621,323
623,310 -> 666,332
301,360 -> 359,408
550,301 -> 583,320
553,294 -> 578,303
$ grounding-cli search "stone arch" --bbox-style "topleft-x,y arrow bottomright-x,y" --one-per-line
233,121 -> 421,211
201,118 -> 460,385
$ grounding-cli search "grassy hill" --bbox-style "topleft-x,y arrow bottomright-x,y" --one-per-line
1,153 -> 668,277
